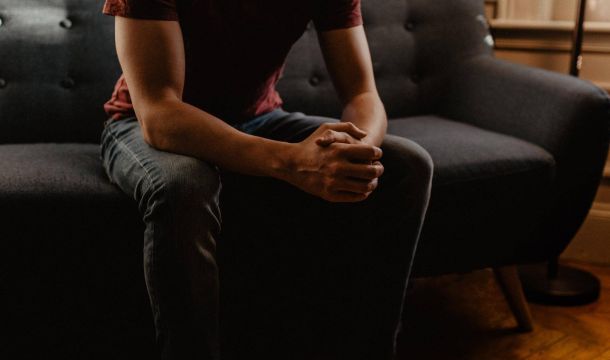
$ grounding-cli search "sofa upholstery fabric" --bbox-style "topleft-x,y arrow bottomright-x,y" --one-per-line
2,0 -> 609,358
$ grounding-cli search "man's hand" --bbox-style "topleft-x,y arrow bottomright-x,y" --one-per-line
315,121 -> 367,147
283,122 -> 385,203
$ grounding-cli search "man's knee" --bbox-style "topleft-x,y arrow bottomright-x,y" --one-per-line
381,134 -> 434,189
162,156 -> 221,204
142,154 -> 222,229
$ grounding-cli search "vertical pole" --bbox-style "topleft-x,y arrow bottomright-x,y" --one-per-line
570,0 -> 587,77
520,0 -> 601,307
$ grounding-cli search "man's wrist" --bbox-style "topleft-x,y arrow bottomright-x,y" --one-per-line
340,93 -> 387,147
262,139 -> 297,182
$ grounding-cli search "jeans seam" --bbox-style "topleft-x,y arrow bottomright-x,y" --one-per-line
106,126 -> 157,191
149,218 -> 162,337
105,124 -> 164,337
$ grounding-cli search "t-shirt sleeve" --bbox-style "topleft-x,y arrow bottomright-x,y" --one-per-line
312,0 -> 363,32
102,0 -> 178,21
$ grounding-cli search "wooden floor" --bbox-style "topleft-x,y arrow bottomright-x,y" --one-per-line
397,262 -> 610,360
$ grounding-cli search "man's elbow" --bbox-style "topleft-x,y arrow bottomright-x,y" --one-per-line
139,112 -> 170,150
136,98 -> 182,150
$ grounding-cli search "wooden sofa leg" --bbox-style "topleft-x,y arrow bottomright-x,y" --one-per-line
493,265 -> 534,332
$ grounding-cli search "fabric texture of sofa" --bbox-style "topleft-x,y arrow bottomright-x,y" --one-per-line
1,0 -> 608,358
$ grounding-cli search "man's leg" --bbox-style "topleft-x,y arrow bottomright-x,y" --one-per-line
100,117 -> 222,360
221,110 -> 433,359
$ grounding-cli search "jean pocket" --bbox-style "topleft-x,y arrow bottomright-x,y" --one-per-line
103,117 -> 114,128
99,125 -> 116,185
100,145 -> 116,185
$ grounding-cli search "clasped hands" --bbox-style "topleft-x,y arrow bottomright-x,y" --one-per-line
286,122 -> 384,203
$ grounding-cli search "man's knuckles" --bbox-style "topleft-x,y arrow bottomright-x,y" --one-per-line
326,163 -> 340,176
335,145 -> 380,160
366,179 -> 377,192
320,122 -> 367,139
374,164 -> 384,177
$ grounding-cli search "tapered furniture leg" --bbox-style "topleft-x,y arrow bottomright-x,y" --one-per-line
493,265 -> 534,332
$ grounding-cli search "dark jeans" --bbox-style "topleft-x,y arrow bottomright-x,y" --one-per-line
99,109 -> 433,360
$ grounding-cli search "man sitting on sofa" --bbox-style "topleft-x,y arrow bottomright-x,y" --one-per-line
100,0 -> 433,359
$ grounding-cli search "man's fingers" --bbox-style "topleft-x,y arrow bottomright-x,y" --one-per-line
326,190 -> 369,203
333,143 -> 383,162
336,162 -> 384,180
331,177 -> 378,195
316,130 -> 359,147
322,122 -> 367,140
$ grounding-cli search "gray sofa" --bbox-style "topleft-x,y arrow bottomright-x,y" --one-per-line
2,0 -> 608,358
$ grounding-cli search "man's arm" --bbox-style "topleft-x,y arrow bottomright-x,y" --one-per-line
317,25 -> 388,147
114,17 -> 383,202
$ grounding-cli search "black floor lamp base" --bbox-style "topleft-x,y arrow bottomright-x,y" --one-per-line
518,0 -> 600,309
518,262 -> 601,306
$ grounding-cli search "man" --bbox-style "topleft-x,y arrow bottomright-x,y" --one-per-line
100,0 -> 433,359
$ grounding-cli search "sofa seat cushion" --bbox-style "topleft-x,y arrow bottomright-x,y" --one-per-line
0,143 -> 153,358
0,143 -> 120,200
388,116 -> 556,187
0,141 -> 142,267
388,116 -> 556,275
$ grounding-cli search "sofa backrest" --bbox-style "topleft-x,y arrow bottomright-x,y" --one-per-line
277,0 -> 494,119
0,0 -> 120,144
0,0 -> 493,144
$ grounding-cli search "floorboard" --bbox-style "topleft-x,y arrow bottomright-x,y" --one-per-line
397,262 -> 610,360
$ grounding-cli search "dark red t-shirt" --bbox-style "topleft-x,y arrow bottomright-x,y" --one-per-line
102,0 -> 362,124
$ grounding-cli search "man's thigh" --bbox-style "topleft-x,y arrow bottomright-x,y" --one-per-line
100,117 -> 222,214
239,109 -> 339,143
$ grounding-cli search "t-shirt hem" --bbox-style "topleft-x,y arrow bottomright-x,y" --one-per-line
315,18 -> 363,32
102,1 -> 179,21
102,10 -> 179,21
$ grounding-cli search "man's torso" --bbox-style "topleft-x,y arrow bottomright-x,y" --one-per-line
103,0 -> 362,124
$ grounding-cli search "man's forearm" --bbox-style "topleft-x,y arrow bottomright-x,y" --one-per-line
340,92 -> 387,147
139,99 -> 294,179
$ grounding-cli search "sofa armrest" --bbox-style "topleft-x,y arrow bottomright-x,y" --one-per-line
440,55 -> 610,255
441,56 -> 610,159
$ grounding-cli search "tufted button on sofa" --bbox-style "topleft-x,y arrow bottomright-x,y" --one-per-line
2,0 -> 609,358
